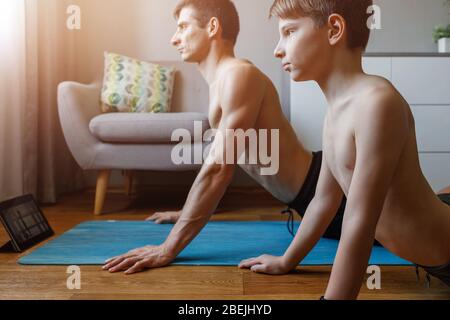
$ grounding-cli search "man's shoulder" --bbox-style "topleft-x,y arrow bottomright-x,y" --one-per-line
220,59 -> 264,83
218,59 -> 269,100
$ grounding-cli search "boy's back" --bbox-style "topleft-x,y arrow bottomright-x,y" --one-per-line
240,0 -> 450,299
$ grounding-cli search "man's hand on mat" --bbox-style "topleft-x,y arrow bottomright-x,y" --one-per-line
102,244 -> 174,274
238,255 -> 291,275
146,210 -> 182,224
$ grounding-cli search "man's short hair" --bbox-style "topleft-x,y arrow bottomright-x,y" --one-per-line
269,0 -> 373,50
174,0 -> 240,45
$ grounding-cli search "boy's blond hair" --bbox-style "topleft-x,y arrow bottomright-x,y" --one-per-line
270,0 -> 373,50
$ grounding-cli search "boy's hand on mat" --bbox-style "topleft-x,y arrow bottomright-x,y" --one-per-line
238,255 -> 291,275
146,210 -> 182,224
102,244 -> 174,274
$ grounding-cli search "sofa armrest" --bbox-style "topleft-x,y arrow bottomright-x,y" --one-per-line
57,81 -> 102,170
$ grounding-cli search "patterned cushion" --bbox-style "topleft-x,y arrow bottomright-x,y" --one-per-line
101,52 -> 176,113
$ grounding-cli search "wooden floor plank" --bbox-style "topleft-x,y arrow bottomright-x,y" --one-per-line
0,190 -> 449,300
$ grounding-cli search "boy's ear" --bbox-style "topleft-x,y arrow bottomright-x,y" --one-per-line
208,17 -> 221,38
327,13 -> 346,47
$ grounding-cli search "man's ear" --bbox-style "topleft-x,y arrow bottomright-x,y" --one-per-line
208,17 -> 221,38
327,14 -> 346,47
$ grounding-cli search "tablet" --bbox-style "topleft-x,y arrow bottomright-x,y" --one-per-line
0,194 -> 54,252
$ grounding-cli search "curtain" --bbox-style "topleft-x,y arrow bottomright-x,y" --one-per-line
0,0 -> 85,204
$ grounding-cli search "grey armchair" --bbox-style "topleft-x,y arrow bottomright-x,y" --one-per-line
57,61 -> 211,215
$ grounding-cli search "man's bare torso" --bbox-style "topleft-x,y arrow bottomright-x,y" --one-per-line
324,75 -> 450,266
208,58 -> 311,204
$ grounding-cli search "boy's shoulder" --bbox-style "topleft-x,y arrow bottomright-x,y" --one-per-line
352,75 -> 410,123
356,75 -> 403,104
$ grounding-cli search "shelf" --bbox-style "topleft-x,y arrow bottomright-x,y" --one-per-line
364,52 -> 450,57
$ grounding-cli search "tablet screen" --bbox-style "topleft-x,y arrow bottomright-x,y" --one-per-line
0,194 -> 54,252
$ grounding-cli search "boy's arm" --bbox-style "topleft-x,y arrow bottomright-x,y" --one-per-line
103,66 -> 266,274
239,117 -> 345,273
324,94 -> 410,300
282,151 -> 345,267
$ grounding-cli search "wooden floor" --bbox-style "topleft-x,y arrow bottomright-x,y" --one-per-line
0,188 -> 449,300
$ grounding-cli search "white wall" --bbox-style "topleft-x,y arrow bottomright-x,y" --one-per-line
73,0 -> 283,94
71,0 -> 450,114
368,0 -> 450,53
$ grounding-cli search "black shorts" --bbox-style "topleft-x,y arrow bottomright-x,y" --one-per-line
420,261 -> 450,287
286,151 -> 382,246
416,194 -> 450,287
438,193 -> 450,206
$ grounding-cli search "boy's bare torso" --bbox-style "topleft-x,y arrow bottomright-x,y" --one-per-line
207,58 -> 311,204
324,75 -> 450,266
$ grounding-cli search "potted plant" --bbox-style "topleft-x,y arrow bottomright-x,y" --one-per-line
433,0 -> 450,53
433,25 -> 450,52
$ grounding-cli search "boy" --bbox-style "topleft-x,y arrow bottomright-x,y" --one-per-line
239,0 -> 450,300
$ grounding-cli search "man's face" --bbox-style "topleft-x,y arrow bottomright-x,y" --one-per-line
274,16 -> 331,82
171,7 -> 210,63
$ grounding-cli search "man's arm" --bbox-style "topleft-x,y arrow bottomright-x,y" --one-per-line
146,210 -> 182,224
164,66 -> 266,257
239,115 -> 345,274
324,93 -> 410,300
103,65 -> 266,273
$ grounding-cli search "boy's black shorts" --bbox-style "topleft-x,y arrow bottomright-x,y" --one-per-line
286,151 -> 380,246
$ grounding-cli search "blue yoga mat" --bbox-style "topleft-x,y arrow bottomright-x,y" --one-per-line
19,221 -> 412,266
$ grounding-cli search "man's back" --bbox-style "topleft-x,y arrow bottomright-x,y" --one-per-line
208,58 -> 312,204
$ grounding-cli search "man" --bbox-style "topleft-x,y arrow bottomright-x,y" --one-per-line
239,0 -> 450,300
102,0 -> 349,275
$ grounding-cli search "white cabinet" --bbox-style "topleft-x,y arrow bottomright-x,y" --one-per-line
411,106 -> 450,152
290,56 -> 450,191
419,154 -> 450,192
392,58 -> 450,105
363,57 -> 392,80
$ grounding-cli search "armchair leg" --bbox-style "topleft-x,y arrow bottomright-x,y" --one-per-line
94,170 -> 111,215
124,170 -> 135,196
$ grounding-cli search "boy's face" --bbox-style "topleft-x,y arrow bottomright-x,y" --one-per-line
171,7 -> 210,63
274,16 -> 331,82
